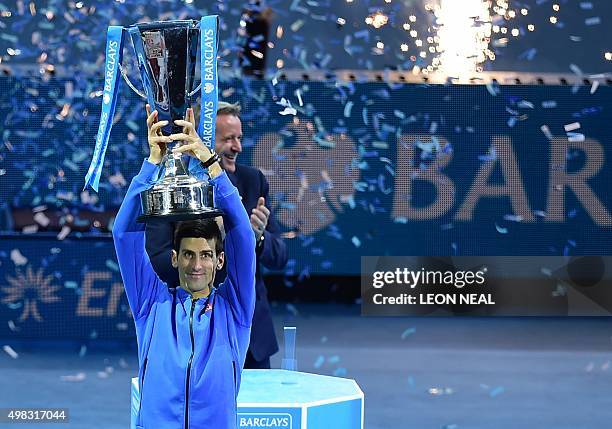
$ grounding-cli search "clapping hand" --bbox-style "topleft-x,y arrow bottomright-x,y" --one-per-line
250,197 -> 270,241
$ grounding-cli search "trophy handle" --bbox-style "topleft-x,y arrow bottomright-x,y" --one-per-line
118,63 -> 148,100
187,82 -> 202,97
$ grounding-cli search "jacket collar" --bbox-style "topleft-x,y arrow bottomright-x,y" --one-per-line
172,285 -> 216,310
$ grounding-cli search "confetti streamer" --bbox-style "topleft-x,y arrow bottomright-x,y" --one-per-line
10,249 -> 28,266
489,386 -> 505,397
401,327 -> 416,339
584,17 -> 601,26
60,372 -> 86,382
57,226 -> 71,241
314,355 -> 325,369
486,82 -> 500,97
333,367 -> 347,377
295,89 -> 303,106
328,355 -> 340,364
503,214 -> 523,222
540,125 -> 553,140
495,224 -> 508,234
3,345 -> 18,359
564,122 -> 581,132
7,321 -> 20,332
286,303 -> 299,316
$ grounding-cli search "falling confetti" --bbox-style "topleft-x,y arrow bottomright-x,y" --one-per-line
495,224 -> 508,234
10,249 -> 28,266
401,327 -> 416,339
488,386 -> 505,397
3,345 -> 19,359
313,355 -> 325,369
60,372 -> 86,382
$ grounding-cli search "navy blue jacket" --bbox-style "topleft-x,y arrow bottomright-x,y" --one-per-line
114,160 -> 255,428
146,163 -> 287,361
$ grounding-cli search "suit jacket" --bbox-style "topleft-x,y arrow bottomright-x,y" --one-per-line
145,163 -> 287,361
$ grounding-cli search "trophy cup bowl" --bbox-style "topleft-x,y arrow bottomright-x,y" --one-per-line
124,19 -> 223,222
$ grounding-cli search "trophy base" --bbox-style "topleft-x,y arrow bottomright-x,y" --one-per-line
137,174 -> 222,224
137,208 -> 223,223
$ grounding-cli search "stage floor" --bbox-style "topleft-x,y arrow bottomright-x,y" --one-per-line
1,303 -> 611,428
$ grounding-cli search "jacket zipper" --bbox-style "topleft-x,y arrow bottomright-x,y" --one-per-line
139,357 -> 148,415
232,360 -> 238,412
184,299 -> 197,429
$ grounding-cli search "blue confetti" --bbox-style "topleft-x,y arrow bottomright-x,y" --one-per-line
333,367 -> 347,377
313,355 -> 325,369
495,224 -> 508,234
408,376 -> 416,388
328,355 -> 340,364
401,327 -> 416,339
489,386 -> 505,398
105,260 -> 119,272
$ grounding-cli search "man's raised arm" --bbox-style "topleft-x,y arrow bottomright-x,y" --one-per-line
211,170 -> 256,325
112,160 -> 168,320
112,105 -> 171,320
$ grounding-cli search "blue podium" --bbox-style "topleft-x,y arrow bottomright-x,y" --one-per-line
131,369 -> 364,429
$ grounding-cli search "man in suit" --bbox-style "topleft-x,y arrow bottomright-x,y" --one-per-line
145,101 -> 287,369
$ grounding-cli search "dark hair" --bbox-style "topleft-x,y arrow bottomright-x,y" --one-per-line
173,219 -> 223,255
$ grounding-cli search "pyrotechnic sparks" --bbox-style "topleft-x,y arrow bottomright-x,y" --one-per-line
365,11 -> 389,29
430,0 -> 492,76
420,0 -> 533,77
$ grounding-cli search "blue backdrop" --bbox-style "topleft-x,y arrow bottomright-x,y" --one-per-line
0,78 -> 611,337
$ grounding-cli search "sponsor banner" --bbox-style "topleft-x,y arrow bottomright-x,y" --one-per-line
84,26 -> 124,192
2,79 -> 612,279
361,256 -> 612,316
245,83 -> 612,275
198,15 -> 219,148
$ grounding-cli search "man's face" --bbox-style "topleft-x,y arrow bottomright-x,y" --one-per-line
171,237 -> 224,295
214,114 -> 243,173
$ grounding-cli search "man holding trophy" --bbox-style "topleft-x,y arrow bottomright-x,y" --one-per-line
145,101 -> 288,370
85,17 -> 256,428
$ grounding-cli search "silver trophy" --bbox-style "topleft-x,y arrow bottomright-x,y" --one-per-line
121,19 -> 222,222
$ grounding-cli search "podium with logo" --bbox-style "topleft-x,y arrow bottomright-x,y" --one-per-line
131,369 -> 364,429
